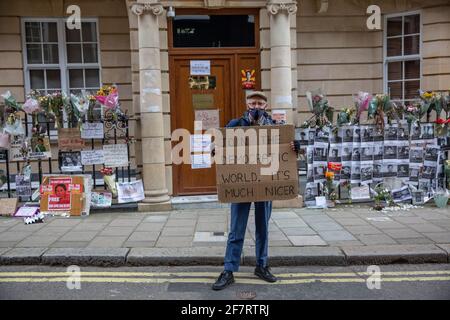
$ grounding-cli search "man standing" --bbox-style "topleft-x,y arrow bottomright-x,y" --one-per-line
212,91 -> 299,290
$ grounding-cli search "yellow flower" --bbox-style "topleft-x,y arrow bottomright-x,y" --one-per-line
325,171 -> 335,180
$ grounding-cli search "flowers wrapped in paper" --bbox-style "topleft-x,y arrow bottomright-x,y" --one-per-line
1,91 -> 23,113
368,94 -> 400,132
100,167 -> 117,198
68,91 -> 91,128
303,89 -> 334,128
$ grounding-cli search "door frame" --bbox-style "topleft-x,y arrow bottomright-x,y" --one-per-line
168,8 -> 261,196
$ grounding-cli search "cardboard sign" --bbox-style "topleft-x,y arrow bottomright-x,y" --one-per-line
215,125 -> 298,203
190,60 -> 210,75
81,149 -> 104,165
195,109 -> 220,129
81,122 -> 104,139
103,144 -> 129,167
0,198 -> 18,216
58,128 -> 85,150
9,138 -> 30,162
117,180 -> 145,203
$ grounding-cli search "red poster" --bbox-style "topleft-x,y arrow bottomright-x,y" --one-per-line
47,178 -> 74,211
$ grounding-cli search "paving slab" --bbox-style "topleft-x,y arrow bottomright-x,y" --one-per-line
49,241 -> 91,248
409,224 -> 447,233
0,248 -> 11,255
333,218 -> 369,226
160,227 -> 195,237
16,236 -> 60,248
0,242 -> 18,248
309,222 -> 344,231
357,234 -> 398,245
98,227 -> 136,237
381,228 -> 425,239
42,248 -> 129,266
281,227 -> 317,236
344,225 -> 384,235
287,235 -> 327,246
0,232 -> 34,242
58,231 -> 99,242
243,246 -> 346,266
0,247 -> 47,265
274,219 -> 308,228
87,236 -> 128,248
342,244 -> 448,264
318,230 -> 356,241
122,241 -> 156,248
422,233 -> 450,243
127,231 -> 160,242
127,247 -> 229,266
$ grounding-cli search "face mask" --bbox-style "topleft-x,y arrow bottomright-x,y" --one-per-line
249,108 -> 262,120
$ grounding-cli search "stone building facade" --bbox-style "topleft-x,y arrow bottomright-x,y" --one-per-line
0,0 -> 449,210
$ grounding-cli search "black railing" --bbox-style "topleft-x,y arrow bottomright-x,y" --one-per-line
0,106 -> 137,202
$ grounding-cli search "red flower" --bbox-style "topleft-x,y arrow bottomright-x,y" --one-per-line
328,162 -> 342,171
436,118 -> 446,124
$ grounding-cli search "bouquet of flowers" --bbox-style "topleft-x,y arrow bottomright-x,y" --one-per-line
322,171 -> 338,202
353,91 -> 372,122
1,90 -> 23,113
336,107 -> 356,127
373,183 -> 394,210
435,117 -> 450,137
100,167 -> 117,198
68,90 -> 93,128
368,94 -> 399,132
38,91 -> 65,129
95,85 -> 119,110
419,90 -> 448,117
303,89 -> 334,128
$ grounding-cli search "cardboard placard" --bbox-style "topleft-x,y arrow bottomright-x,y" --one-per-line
0,198 -> 18,216
103,144 -> 129,168
117,180 -> 145,204
90,192 -> 112,208
58,128 -> 85,150
215,125 -> 298,203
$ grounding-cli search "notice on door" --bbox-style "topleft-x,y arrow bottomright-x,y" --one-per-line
190,60 -> 210,75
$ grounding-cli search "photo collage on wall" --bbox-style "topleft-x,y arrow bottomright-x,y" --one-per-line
297,121 -> 445,205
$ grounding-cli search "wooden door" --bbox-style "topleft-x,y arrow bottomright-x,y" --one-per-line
171,56 -> 233,195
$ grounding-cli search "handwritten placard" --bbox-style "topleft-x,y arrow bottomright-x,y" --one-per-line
58,128 -> 85,150
103,144 -> 129,168
81,149 -> 104,165
81,122 -> 104,139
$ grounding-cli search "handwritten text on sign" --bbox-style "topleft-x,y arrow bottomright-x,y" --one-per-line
215,125 -> 298,203
103,144 -> 129,168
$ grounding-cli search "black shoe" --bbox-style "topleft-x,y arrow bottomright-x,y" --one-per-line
254,266 -> 277,283
212,271 -> 234,290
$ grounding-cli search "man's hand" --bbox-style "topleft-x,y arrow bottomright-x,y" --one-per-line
290,140 -> 300,153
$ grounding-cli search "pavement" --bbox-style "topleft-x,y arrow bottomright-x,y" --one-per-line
0,204 -> 450,266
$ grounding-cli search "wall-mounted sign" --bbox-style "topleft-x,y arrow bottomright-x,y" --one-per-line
103,144 -> 129,168
189,76 -> 216,90
58,128 -> 84,151
192,94 -> 215,109
190,60 -> 210,75
195,109 -> 220,130
241,69 -> 256,89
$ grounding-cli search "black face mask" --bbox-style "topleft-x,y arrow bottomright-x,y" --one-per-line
249,109 -> 263,120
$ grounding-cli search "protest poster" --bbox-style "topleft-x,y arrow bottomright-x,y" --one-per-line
58,128 -> 84,150
90,192 -> 112,208
81,149 -> 104,166
9,138 -> 31,162
15,174 -> 31,198
304,182 -> 318,207
392,186 -> 412,203
29,136 -> 51,159
103,144 -> 129,168
59,151 -> 83,172
40,176 -> 84,215
81,122 -> 104,139
350,185 -> 371,201
215,125 -> 298,203
117,180 -> 145,203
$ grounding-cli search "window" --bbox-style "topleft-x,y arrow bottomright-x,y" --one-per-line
384,12 -> 421,105
173,15 -> 255,47
22,18 -> 101,132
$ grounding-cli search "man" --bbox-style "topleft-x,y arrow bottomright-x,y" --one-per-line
34,137 -> 47,152
212,91 -> 299,291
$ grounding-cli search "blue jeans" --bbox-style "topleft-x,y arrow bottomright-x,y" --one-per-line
224,201 -> 272,272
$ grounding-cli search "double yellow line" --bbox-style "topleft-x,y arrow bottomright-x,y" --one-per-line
0,270 -> 449,285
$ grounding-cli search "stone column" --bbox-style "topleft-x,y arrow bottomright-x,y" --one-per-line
131,0 -> 171,211
267,1 -> 297,124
